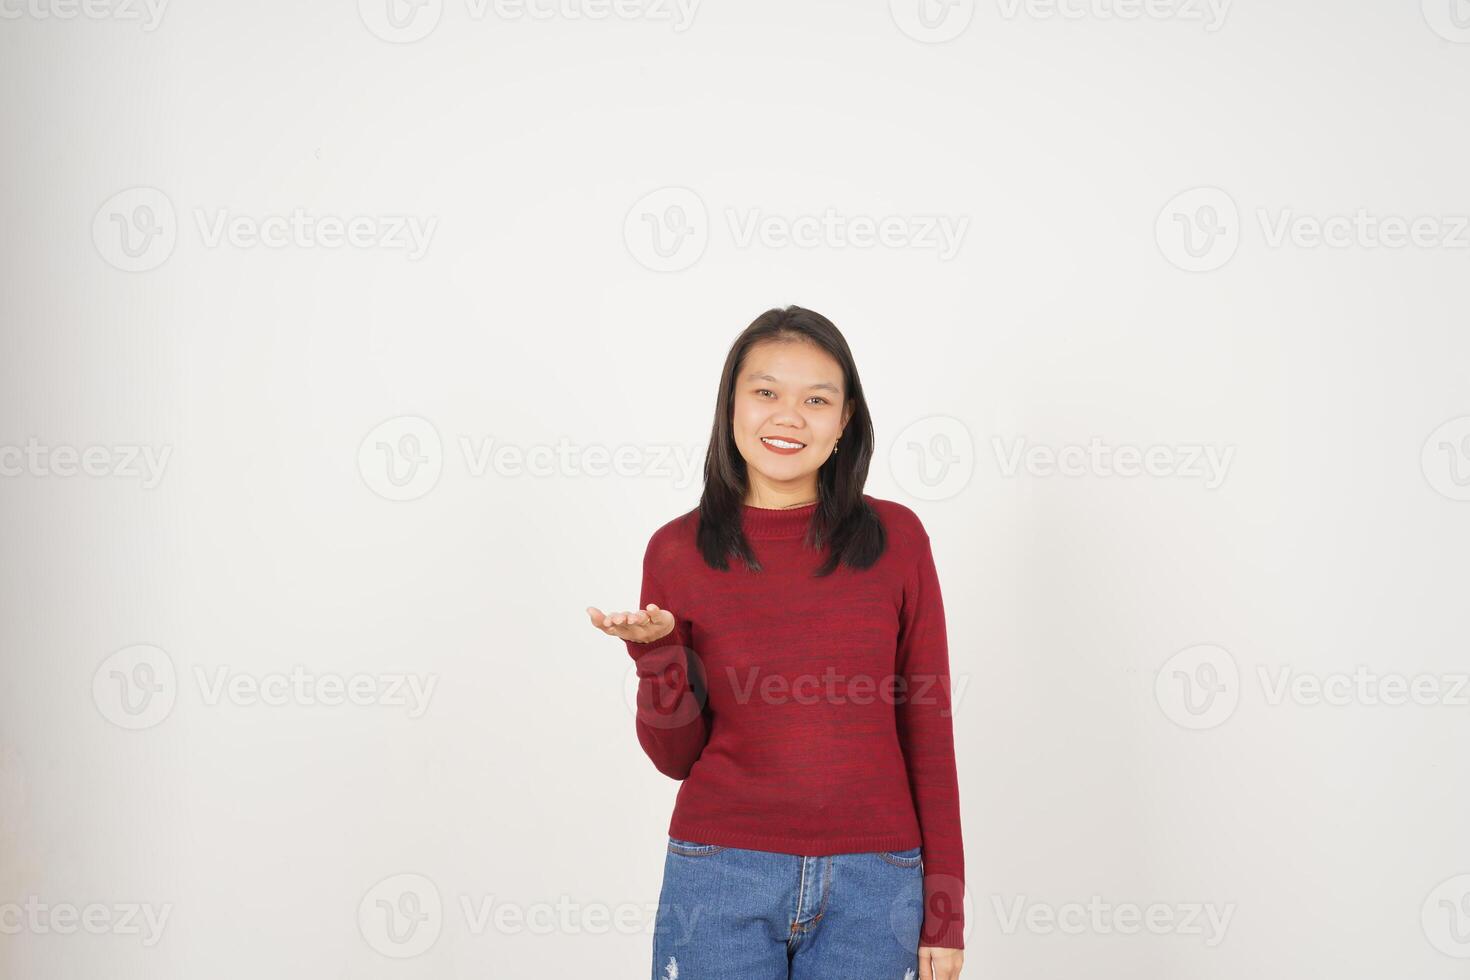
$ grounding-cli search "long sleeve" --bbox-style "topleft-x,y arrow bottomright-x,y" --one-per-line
625,550 -> 710,780
895,532 -> 966,949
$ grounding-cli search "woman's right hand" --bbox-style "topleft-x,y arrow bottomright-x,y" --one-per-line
585,603 -> 676,645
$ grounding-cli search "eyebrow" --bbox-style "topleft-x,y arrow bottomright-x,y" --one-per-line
745,372 -> 842,394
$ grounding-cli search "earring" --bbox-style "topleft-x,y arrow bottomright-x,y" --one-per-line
832,437 -> 840,456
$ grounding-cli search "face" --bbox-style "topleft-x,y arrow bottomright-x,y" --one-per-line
731,340 -> 852,500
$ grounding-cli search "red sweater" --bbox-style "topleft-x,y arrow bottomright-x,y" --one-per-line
625,494 -> 966,949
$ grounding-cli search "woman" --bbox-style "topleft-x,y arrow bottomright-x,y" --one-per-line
587,305 -> 966,980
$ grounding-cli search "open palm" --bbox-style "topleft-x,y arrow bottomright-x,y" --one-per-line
586,603 -> 676,644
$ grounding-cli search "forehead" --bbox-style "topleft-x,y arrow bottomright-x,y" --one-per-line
740,341 -> 844,393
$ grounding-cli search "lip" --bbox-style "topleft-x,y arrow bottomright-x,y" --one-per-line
759,435 -> 806,455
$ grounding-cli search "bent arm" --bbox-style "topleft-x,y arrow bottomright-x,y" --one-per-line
625,564 -> 710,780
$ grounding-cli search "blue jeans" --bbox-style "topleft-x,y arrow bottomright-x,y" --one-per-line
651,836 -> 925,979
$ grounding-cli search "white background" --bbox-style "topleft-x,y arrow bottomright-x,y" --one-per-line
2,0 -> 1469,977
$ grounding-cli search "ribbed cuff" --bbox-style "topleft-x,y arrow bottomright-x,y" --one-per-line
920,883 -> 965,949
624,629 -> 683,665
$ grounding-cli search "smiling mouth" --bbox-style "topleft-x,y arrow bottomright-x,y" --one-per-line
760,436 -> 806,449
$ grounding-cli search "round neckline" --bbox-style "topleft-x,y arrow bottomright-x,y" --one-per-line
740,499 -> 819,540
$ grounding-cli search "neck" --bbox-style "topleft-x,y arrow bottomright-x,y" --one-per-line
740,497 -> 819,539
743,483 -> 819,510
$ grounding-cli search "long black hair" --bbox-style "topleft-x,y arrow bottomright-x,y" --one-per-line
696,305 -> 886,576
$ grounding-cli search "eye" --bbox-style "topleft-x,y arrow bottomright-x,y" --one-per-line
807,397 -> 829,406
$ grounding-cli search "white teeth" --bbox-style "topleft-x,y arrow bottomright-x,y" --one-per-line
762,437 -> 804,449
